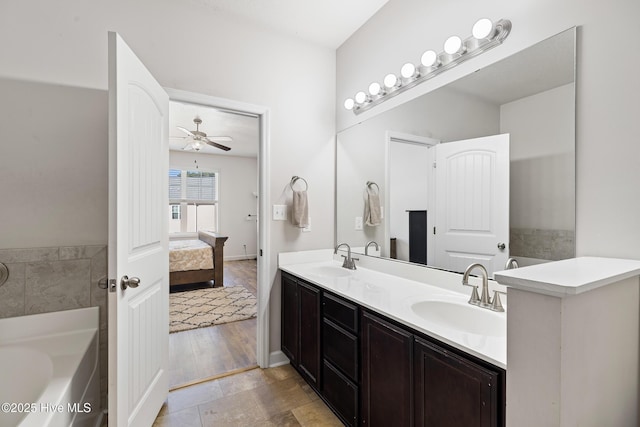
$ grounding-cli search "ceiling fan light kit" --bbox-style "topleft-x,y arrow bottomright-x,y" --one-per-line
174,117 -> 233,151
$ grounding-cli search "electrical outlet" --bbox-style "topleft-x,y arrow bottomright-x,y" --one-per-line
273,204 -> 287,220
355,216 -> 363,230
302,217 -> 311,232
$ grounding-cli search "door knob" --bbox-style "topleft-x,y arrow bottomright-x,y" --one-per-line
120,275 -> 141,290
497,242 -> 506,250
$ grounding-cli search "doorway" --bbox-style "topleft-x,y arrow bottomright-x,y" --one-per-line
165,88 -> 270,389
384,131 -> 439,261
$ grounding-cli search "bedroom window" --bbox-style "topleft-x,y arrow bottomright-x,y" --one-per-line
171,205 -> 180,220
169,169 -> 218,235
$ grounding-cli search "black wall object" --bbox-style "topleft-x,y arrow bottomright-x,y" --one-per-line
408,210 -> 427,265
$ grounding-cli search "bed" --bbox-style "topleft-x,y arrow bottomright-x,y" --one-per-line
169,231 -> 228,288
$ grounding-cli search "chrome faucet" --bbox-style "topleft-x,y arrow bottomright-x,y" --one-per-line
364,241 -> 379,256
504,257 -> 519,270
335,243 -> 359,270
462,263 -> 491,308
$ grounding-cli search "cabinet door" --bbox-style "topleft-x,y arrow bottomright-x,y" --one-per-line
361,311 -> 413,427
281,274 -> 298,365
414,337 -> 499,427
323,360 -> 358,426
298,281 -> 321,388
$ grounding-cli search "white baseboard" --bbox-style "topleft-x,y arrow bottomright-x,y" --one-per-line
268,350 -> 290,368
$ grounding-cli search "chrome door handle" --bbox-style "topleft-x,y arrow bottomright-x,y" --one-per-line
120,275 -> 141,290
497,242 -> 506,250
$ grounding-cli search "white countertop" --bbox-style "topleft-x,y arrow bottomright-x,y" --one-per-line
279,250 -> 506,369
494,256 -> 640,297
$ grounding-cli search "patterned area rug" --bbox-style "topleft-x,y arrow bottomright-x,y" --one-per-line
170,286 -> 257,333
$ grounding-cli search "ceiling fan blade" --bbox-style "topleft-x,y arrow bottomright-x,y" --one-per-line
176,126 -> 195,137
204,137 -> 231,151
206,136 -> 233,142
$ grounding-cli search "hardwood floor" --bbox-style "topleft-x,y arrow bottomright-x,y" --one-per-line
155,364 -> 342,426
169,259 -> 258,389
162,260 -> 342,426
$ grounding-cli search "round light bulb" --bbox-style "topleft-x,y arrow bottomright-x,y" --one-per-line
444,35 -> 463,55
383,73 -> 398,89
368,82 -> 382,96
400,62 -> 416,79
355,91 -> 367,104
420,50 -> 438,67
344,98 -> 355,110
472,18 -> 494,39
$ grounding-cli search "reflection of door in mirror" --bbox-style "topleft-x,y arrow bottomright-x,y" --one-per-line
433,134 -> 509,276
386,132 -> 439,262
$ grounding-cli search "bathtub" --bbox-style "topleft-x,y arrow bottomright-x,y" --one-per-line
0,307 -> 101,427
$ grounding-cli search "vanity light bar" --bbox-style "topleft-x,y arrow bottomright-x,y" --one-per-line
344,18 -> 512,115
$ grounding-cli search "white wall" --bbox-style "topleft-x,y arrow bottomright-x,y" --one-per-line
337,0 -> 640,262
0,79 -> 108,248
502,84 -> 575,230
170,151 -> 258,260
0,0 -> 336,355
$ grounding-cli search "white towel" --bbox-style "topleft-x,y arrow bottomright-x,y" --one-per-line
292,190 -> 309,228
364,192 -> 381,226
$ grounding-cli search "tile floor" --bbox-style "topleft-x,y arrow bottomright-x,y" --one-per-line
154,364 -> 342,426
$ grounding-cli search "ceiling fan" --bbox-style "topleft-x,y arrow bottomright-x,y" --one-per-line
173,117 -> 233,151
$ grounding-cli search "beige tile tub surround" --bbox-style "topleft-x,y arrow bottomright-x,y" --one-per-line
0,244 -> 108,410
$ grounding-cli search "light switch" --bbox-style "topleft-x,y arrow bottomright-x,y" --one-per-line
355,216 -> 363,230
273,204 -> 287,220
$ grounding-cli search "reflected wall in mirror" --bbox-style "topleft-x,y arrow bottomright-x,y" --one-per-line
336,28 -> 576,277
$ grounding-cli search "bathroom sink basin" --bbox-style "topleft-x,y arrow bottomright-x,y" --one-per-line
306,265 -> 353,278
411,300 -> 505,337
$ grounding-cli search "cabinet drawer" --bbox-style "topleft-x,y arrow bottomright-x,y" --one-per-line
323,360 -> 358,427
323,292 -> 358,333
323,318 -> 358,381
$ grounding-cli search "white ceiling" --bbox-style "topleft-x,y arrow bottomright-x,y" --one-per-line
169,101 -> 260,157
447,29 -> 575,106
190,0 -> 390,48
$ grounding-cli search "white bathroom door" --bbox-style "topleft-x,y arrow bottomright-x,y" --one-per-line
434,134 -> 509,276
107,32 -> 170,427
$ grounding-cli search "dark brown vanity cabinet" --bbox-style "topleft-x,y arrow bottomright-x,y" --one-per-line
361,311 -> 413,427
281,273 -> 321,389
281,271 -> 505,427
413,337 -> 501,427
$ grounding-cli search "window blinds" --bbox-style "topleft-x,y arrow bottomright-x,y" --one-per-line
169,169 -> 217,202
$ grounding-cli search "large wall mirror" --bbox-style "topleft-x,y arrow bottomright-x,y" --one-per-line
336,28 -> 576,277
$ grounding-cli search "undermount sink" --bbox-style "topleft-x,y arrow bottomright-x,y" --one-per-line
411,300 -> 506,337
306,265 -> 353,278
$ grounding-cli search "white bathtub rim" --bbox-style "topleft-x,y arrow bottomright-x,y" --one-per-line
0,307 -> 99,343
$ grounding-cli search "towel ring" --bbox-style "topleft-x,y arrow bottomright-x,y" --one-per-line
290,176 -> 308,191
366,181 -> 379,195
